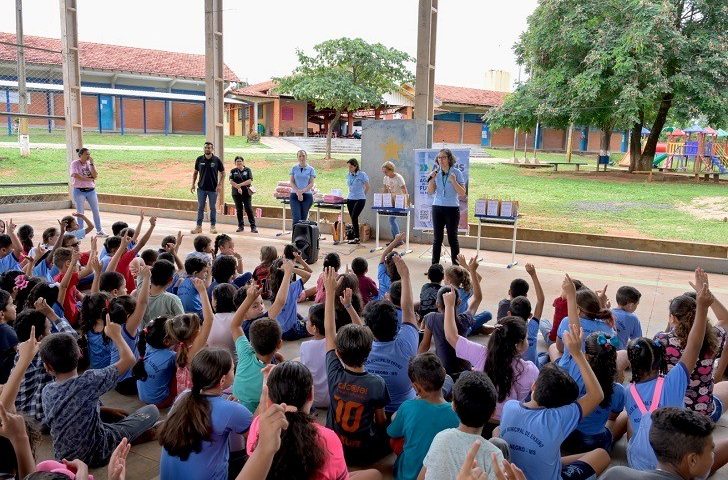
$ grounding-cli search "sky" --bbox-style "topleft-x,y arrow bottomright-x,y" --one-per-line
0,0 -> 536,89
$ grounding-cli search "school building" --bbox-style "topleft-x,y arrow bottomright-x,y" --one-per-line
0,32 -> 242,135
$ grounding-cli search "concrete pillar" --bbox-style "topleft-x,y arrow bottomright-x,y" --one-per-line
59,0 -> 83,199
459,113 -> 465,143
303,102 -> 308,137
252,103 -> 258,134
272,98 -> 280,137
414,0 -> 438,148
347,111 -> 354,137
205,0 -> 225,209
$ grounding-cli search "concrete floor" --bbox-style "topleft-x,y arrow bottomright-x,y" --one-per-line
14,209 -> 728,479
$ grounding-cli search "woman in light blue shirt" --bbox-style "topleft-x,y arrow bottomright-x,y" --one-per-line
346,158 -> 370,244
289,150 -> 316,225
426,148 -> 466,264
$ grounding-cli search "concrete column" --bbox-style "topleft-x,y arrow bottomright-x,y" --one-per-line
59,0 -> 83,199
252,103 -> 258,134
459,113 -> 464,143
272,98 -> 280,137
205,0 -> 225,209
414,0 -> 438,148
303,102 -> 308,137
347,111 -> 354,137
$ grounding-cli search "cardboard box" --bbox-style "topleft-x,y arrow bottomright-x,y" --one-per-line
394,194 -> 409,209
486,199 -> 500,217
373,193 -> 383,208
382,193 -> 393,208
475,199 -> 487,216
500,200 -> 516,218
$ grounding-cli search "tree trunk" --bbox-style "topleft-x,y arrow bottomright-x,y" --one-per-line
629,120 -> 643,172
640,93 -> 673,168
325,110 -> 342,160
600,128 -> 612,153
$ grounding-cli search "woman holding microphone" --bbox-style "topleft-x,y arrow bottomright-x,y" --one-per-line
70,147 -> 106,237
427,148 -> 465,265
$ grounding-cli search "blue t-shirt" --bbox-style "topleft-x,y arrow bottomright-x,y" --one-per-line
347,171 -> 370,200
86,331 -> 111,369
290,164 -> 316,190
275,279 -> 304,334
137,345 -> 176,405
386,399 -> 460,480
365,322 -> 419,412
0,252 -> 21,274
177,277 -> 202,318
100,254 -> 113,273
557,317 -> 616,365
626,362 -> 689,470
457,288 -> 471,315
71,228 -> 86,240
431,167 -> 465,207
33,260 -> 60,282
524,317 -> 540,365
160,395 -> 252,480
377,263 -> 391,299
500,400 -> 583,480
109,325 -> 138,382
612,308 -> 642,349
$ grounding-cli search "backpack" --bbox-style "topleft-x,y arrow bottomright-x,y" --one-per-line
626,376 -> 664,470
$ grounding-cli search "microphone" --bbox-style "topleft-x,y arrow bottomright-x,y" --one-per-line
427,165 -> 439,181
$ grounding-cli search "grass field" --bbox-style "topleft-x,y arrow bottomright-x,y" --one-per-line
0,146 -> 725,244
2,132 -> 265,149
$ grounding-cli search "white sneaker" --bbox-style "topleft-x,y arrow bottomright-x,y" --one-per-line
96,230 -> 109,237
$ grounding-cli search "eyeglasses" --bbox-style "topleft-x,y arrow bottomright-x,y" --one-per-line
437,155 -> 447,159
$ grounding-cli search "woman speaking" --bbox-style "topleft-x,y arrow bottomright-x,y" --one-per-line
427,148 -> 465,265
70,147 -> 106,237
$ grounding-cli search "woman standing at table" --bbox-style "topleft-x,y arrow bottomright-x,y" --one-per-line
345,158 -> 370,244
229,156 -> 257,233
70,147 -> 107,236
381,161 -> 407,239
427,148 -> 466,265
289,150 -> 316,225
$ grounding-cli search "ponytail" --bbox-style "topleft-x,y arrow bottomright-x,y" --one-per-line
671,295 -> 717,357
485,317 -> 527,403
132,316 -> 170,381
166,313 -> 201,368
584,333 -> 618,408
576,289 -> 614,326
159,348 -> 232,460
213,234 -> 231,258
628,337 -> 667,383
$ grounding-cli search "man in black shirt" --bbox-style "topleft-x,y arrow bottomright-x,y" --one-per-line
191,141 -> 225,234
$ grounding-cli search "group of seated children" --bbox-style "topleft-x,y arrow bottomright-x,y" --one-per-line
1,213 -> 728,480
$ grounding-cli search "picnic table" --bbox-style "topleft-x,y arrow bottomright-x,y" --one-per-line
545,161 -> 589,172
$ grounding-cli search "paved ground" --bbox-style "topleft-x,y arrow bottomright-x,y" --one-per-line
13,209 -> 728,480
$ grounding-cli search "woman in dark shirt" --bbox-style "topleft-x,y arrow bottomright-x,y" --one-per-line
229,156 -> 257,233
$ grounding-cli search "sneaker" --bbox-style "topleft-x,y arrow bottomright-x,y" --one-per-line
236,226 -> 245,232
348,238 -> 360,244
190,226 -> 202,234
95,230 -> 109,238
250,227 -> 258,233
210,226 -> 218,234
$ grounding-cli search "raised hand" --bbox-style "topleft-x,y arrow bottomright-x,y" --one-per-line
525,263 -> 535,276
7,218 -> 16,232
192,277 -> 207,295
34,298 -> 53,317
562,273 -> 576,298
491,452 -> 526,480
282,259 -> 294,275
443,289 -> 456,309
104,319 -> 122,339
324,266 -> 338,294
456,441 -> 485,480
696,281 -> 715,309
33,244 -> 47,261
108,438 -> 130,480
392,254 -> 409,278
149,216 -> 157,227
563,326 -> 584,355
689,267 -> 709,293
245,284 -> 262,302
0,404 -> 29,442
596,285 -> 609,308
339,287 -> 353,307
393,232 -> 406,247
89,255 -> 102,274
138,264 -> 151,282
467,255 -> 480,273
17,326 -> 40,362
257,385 -> 289,455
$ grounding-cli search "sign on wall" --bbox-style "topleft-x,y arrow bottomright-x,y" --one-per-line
413,148 -> 470,232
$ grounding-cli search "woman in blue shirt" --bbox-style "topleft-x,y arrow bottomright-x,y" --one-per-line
426,149 -> 466,265
345,158 -> 370,244
289,150 -> 316,225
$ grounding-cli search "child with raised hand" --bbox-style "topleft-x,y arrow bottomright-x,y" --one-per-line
133,315 -> 176,408
231,284 -> 283,413
497,277 -> 530,320
548,278 -> 585,345
207,283 -> 238,356
252,245 -> 277,300
364,254 -> 420,414
421,370 -> 506,479
602,407 -> 717,480
300,303 -> 330,408
387,352 -> 459,480
507,264 -> 546,365
177,256 -> 210,318
498,286 -> 610,480
159,348 -> 253,480
419,256 -> 483,376
443,285 -> 538,423
54,243 -> 96,326
107,215 -> 156,292
654,268 -> 728,422
303,252 -> 340,304
419,263 -> 444,319
323,265 -> 391,466
444,262 -> 475,317
0,219 -> 24,274
624,278 -> 713,470
167,277 -> 215,394
141,259 -> 184,327
378,232 -> 405,299
41,321 -> 160,467
79,291 -> 111,369
560,331 -> 625,454
267,257 -> 312,340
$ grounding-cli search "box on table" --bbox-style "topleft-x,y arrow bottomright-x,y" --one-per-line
499,200 -> 518,218
394,194 -> 409,209
475,199 -> 487,216
373,193 -> 383,208
382,193 -> 393,208
486,199 -> 500,217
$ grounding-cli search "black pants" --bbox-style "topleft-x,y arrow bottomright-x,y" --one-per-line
431,205 -> 460,264
232,193 -> 255,228
346,199 -> 366,239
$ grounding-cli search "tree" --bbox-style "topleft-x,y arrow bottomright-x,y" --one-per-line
276,38 -> 413,159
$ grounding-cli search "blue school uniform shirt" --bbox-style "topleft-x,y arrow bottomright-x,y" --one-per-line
557,317 -> 616,365
386,399 -> 460,480
365,322 -> 419,412
100,254 -> 113,273
177,277 -> 202,318
71,228 -> 86,240
524,317 -> 540,364
432,167 -> 465,207
378,263 -> 391,299
98,241 -> 135,261
290,164 -> 316,190
612,308 -> 642,349
137,345 -> 176,405
500,400 -> 582,480
275,278 -> 304,334
347,171 -> 369,200
0,252 -> 21,274
33,260 -> 60,282
626,362 -> 689,470
86,331 -> 111,369
457,288 -> 471,315
160,395 -> 252,480
109,325 -> 138,382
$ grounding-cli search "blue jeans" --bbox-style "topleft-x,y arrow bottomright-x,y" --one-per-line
72,188 -> 103,233
466,310 -> 492,336
290,192 -> 313,225
389,215 -> 400,236
196,189 -> 218,226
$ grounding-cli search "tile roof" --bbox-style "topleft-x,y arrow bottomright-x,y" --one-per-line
232,80 -> 278,98
434,84 -> 506,107
0,32 -> 239,82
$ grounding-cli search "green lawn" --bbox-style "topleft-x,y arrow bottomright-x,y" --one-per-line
2,132 -> 265,149
0,147 -> 725,245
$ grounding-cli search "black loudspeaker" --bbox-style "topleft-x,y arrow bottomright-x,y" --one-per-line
292,221 -> 320,264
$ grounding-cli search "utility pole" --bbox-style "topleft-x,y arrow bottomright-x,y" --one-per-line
16,0 -> 29,156
566,123 -> 574,162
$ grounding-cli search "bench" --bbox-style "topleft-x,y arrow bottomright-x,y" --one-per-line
545,161 -> 589,172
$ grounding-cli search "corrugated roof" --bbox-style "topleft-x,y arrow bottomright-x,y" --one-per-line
0,32 -> 239,82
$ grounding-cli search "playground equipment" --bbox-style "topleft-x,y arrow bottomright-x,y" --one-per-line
663,126 -> 728,175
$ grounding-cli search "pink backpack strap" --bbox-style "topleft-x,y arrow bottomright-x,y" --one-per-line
629,376 -> 665,415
